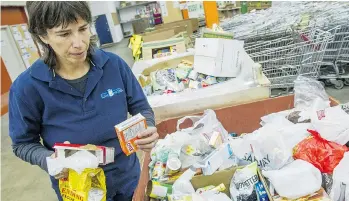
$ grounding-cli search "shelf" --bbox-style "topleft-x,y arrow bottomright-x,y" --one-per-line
123,34 -> 133,38
120,17 -> 148,24
117,1 -> 157,11
218,7 -> 241,11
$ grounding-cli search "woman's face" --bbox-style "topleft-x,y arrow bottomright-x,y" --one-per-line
40,18 -> 91,65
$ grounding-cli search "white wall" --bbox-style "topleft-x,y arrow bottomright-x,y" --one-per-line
89,1 -> 124,43
117,5 -> 144,35
1,1 -> 26,6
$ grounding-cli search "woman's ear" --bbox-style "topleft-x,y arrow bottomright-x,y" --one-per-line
39,35 -> 48,45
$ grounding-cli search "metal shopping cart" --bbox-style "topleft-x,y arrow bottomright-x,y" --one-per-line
319,35 -> 349,88
247,29 -> 333,95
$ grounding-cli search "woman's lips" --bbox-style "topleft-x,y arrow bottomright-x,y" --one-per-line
70,51 -> 86,58
71,52 -> 84,56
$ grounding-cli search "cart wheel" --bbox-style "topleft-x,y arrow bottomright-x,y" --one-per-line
334,80 -> 344,90
344,79 -> 349,86
325,79 -> 332,86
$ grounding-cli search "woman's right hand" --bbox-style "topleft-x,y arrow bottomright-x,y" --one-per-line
52,141 -> 70,180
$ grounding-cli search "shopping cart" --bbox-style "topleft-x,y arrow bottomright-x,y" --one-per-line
319,35 -> 349,88
247,29 -> 332,95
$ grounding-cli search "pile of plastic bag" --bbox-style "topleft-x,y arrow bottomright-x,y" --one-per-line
46,150 -> 106,201
147,76 -> 349,201
139,59 -> 233,96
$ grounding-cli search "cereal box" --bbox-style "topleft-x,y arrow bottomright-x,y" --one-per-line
115,113 -> 147,156
53,143 -> 115,165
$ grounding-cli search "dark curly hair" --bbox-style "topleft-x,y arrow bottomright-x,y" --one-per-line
26,1 -> 96,69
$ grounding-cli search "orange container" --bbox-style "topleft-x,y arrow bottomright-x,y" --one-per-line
133,95 -> 339,201
115,114 -> 147,156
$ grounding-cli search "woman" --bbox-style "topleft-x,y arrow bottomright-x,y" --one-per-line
8,2 -> 159,201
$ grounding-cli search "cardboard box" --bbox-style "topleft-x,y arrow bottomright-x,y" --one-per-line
132,52 -> 271,123
194,38 -> 245,77
142,29 -> 176,43
53,143 -> 115,165
142,38 -> 186,60
191,166 -> 273,199
161,1 -> 183,24
155,18 -> 199,36
141,26 -> 188,43
115,113 -> 147,156
132,18 -> 151,34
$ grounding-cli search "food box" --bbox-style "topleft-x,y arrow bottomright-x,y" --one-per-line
53,143 -> 115,165
115,113 -> 147,156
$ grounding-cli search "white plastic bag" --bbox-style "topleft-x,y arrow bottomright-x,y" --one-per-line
263,160 -> 322,199
260,122 -> 312,152
176,109 -> 229,142
228,133 -> 259,166
46,150 -> 99,176
311,106 -> 349,145
172,166 -> 197,195
230,162 -> 259,201
251,125 -> 293,171
330,152 -> 349,201
294,75 -> 330,111
197,192 -> 232,201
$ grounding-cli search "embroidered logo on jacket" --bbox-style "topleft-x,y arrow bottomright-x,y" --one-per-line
101,88 -> 123,99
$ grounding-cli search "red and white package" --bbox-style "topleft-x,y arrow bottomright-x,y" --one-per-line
53,143 -> 115,165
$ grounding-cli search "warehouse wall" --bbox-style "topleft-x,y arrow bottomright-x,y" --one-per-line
89,1 -> 124,43
1,6 -> 29,115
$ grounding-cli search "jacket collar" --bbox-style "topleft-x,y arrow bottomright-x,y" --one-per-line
30,48 -> 109,82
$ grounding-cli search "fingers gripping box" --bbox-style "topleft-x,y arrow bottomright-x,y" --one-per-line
53,143 -> 115,165
115,114 -> 148,156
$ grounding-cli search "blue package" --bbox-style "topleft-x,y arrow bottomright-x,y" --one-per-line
255,181 -> 269,201
229,133 -> 238,137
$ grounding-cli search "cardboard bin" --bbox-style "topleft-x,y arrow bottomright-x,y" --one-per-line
133,95 -> 339,201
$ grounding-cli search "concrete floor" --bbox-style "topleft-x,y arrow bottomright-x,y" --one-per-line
1,38 -> 349,200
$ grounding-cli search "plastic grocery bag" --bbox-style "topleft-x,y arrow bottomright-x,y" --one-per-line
176,109 -> 229,142
330,152 -> 349,201
229,124 -> 293,170
230,162 -> 259,201
59,168 -> 106,201
172,166 -> 197,195
311,106 -> 349,145
293,129 -> 349,173
251,125 -> 293,171
293,75 -> 330,112
262,160 -> 322,199
47,150 -> 99,175
46,151 -> 106,201
228,133 -> 258,166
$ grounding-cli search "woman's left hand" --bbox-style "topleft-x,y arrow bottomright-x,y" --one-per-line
135,127 -> 159,152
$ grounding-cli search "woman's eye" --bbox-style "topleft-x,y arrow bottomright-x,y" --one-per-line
60,33 -> 70,37
80,28 -> 87,32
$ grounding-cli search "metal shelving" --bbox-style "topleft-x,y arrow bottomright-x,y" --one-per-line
117,1 -> 157,11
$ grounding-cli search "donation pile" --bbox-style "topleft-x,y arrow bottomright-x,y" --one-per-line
139,59 -> 232,96
147,76 -> 349,201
